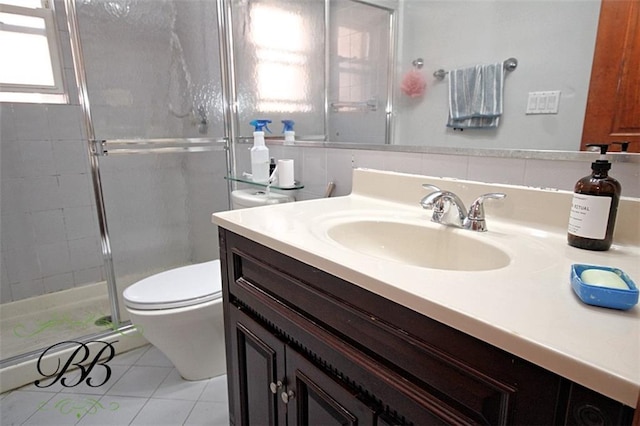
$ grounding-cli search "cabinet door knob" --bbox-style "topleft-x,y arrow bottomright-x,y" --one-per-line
281,390 -> 295,403
269,381 -> 283,394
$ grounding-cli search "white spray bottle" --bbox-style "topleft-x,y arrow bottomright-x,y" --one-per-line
250,119 -> 272,183
282,120 -> 295,145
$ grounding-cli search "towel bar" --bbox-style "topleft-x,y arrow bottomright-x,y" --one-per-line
433,57 -> 518,80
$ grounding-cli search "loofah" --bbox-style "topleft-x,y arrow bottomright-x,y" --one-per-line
400,69 -> 427,98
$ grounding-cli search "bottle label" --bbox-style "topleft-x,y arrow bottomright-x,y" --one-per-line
568,193 -> 611,240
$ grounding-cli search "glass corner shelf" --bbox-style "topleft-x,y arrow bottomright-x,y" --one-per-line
225,175 -> 304,190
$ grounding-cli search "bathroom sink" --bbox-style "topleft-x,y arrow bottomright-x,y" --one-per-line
324,219 -> 511,271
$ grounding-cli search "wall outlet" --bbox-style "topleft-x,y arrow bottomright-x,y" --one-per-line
526,91 -> 561,114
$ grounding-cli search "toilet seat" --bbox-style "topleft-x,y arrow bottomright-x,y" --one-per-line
123,260 -> 222,310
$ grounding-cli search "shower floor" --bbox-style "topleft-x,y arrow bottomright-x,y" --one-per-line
0,283 -> 115,362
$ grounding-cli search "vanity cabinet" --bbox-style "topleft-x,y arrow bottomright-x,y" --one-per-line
219,229 -> 635,426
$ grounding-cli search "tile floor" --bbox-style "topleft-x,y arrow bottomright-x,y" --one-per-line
0,345 -> 229,426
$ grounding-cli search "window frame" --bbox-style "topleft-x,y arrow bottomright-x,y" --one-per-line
0,0 -> 67,102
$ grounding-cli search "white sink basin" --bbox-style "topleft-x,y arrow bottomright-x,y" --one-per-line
324,219 -> 511,271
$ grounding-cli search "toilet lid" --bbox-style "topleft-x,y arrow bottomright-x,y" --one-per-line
123,260 -> 222,310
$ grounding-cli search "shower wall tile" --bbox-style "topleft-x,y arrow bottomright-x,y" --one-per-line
36,241 -> 71,278
73,266 -> 104,287
0,213 -> 36,251
20,140 -> 57,177
58,173 -> 93,207
1,178 -> 18,214
10,279 -> 45,301
0,140 -> 24,179
0,104 -> 16,139
5,245 -> 41,284
43,272 -> 74,294
68,237 -> 102,272
22,176 -> 63,212
52,140 -> 90,175
63,206 -> 100,240
46,105 -> 83,140
11,104 -> 49,141
32,209 -> 66,245
0,255 -> 11,303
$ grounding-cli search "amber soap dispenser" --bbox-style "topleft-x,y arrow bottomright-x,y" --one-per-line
567,144 -> 621,251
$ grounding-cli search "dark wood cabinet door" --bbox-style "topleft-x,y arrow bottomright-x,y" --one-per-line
285,349 -> 377,426
228,307 -> 287,426
581,0 -> 640,152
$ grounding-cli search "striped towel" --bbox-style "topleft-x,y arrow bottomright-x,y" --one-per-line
447,62 -> 504,129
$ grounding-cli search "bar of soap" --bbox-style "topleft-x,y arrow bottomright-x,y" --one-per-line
580,269 -> 629,290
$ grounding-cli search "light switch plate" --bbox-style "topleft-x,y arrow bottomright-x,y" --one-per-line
526,91 -> 561,114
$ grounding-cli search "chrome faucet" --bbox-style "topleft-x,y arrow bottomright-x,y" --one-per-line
420,184 -> 506,232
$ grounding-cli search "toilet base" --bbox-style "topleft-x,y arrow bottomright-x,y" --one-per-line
125,298 -> 225,381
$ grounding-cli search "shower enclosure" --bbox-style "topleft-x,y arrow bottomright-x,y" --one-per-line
0,0 -> 230,376
0,0 -> 396,388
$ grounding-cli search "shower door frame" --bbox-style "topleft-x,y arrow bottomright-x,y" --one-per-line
64,0 -> 234,331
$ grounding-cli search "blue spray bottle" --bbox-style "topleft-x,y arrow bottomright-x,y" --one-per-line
249,119 -> 271,182
282,120 -> 295,145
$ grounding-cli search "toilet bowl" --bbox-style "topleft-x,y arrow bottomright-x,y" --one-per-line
122,190 -> 295,380
122,260 -> 225,380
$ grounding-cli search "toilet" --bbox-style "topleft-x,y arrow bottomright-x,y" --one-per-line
122,188 -> 294,380
230,188 -> 295,209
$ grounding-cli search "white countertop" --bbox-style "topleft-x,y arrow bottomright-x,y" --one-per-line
213,169 -> 640,406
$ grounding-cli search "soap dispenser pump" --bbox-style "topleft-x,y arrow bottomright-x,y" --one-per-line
567,143 -> 621,251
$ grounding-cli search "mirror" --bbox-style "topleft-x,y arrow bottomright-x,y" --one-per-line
231,0 -> 637,155
393,0 -> 599,152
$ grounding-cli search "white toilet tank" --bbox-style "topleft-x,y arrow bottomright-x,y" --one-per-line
231,189 -> 294,209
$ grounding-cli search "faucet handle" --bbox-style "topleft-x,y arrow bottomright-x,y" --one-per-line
465,193 -> 506,231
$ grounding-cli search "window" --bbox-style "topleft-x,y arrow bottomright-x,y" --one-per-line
0,0 -> 67,103
250,4 -> 310,113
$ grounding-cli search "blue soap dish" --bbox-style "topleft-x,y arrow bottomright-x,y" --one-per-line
571,264 -> 638,310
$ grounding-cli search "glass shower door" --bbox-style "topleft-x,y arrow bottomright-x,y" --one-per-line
75,0 -> 229,323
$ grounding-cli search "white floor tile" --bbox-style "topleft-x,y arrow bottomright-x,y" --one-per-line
130,398 -> 196,425
134,345 -> 174,368
21,392 -> 100,425
0,390 -> 57,426
75,395 -> 147,425
153,369 -> 208,401
198,375 -> 228,403
184,401 -> 229,426
106,366 -> 172,398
